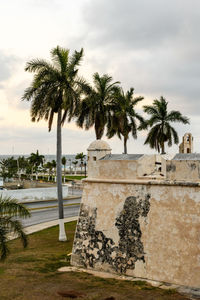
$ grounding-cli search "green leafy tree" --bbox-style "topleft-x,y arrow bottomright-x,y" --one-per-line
22,46 -> 85,241
75,152 -> 86,174
0,157 -> 18,180
76,72 -> 120,139
0,195 -> 30,260
107,87 -> 144,154
140,96 -> 189,154
17,156 -> 29,180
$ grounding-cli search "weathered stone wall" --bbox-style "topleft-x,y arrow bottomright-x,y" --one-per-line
88,160 -> 138,180
137,155 -> 166,178
71,179 -> 200,288
166,160 -> 200,181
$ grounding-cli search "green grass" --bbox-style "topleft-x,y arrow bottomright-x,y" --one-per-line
0,267 -> 5,275
163,289 -> 177,295
65,175 -> 86,180
0,222 -> 189,300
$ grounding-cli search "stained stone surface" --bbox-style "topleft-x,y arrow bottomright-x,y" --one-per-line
72,194 -> 151,274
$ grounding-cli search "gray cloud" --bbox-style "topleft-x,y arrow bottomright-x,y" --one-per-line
0,123 -> 95,155
82,0 -> 186,50
0,51 -> 19,82
1,0 -> 199,155
78,0 -> 200,118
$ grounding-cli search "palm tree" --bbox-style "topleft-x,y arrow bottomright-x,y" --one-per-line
107,87 -> 144,154
68,159 -> 72,174
140,96 -> 189,154
72,160 -> 78,175
44,161 -> 53,181
76,72 -> 120,139
28,150 -> 44,180
62,156 -> 66,183
0,195 -> 30,260
75,152 -> 86,174
22,46 -> 85,241
51,160 -> 57,182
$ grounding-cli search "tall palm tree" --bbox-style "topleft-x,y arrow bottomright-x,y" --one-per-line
0,195 -> 30,260
141,96 -> 189,154
28,150 -> 44,180
62,156 -> 66,183
75,152 -> 86,174
51,160 -> 57,182
72,160 -> 78,175
44,161 -> 53,181
22,46 -> 85,241
107,87 -> 144,154
76,72 -> 120,139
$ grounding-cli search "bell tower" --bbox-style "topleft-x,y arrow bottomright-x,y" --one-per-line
179,133 -> 193,153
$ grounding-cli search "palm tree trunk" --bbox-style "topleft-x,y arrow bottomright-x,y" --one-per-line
63,165 -> 66,183
95,119 -> 104,140
161,142 -> 165,154
124,136 -> 128,154
57,108 -> 67,241
81,161 -> 83,174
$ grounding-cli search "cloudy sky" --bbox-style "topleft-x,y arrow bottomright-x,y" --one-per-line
0,0 -> 199,155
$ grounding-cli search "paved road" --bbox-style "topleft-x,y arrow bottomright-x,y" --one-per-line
20,187 -> 82,227
23,197 -> 81,209
22,204 -> 80,227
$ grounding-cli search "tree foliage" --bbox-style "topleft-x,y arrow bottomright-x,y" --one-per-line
0,157 -> 18,180
76,72 -> 120,139
22,46 -> 86,240
0,195 -> 30,260
107,87 -> 144,154
140,96 -> 189,153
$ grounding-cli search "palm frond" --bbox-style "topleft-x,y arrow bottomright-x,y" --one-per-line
25,59 -> 55,73
51,46 -> 69,73
167,111 -> 190,124
0,195 -> 30,218
0,223 -> 9,260
69,48 -> 84,69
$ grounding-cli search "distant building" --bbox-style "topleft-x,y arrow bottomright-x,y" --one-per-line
179,133 -> 193,153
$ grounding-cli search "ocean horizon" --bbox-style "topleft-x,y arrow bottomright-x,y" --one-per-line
0,154 -> 86,167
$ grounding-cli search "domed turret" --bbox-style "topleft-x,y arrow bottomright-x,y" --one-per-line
87,140 -> 111,177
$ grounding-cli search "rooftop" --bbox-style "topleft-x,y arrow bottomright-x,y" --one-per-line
100,154 -> 144,161
87,140 -> 111,151
172,153 -> 200,160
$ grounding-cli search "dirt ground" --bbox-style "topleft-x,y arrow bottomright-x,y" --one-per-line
0,221 -> 190,300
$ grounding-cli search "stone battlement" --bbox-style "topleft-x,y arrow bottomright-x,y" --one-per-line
71,140 -> 200,288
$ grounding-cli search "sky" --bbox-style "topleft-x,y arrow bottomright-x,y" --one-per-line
0,0 -> 199,155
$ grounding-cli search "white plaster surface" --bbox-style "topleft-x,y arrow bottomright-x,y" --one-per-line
0,186 -> 68,202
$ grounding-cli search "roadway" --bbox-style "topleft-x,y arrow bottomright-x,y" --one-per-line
22,204 -> 80,227
22,193 -> 81,227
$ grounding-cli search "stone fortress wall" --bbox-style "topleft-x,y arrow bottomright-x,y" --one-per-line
71,140 -> 200,288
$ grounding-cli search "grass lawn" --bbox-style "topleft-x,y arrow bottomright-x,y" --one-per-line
0,221 -> 189,300
65,175 -> 86,180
